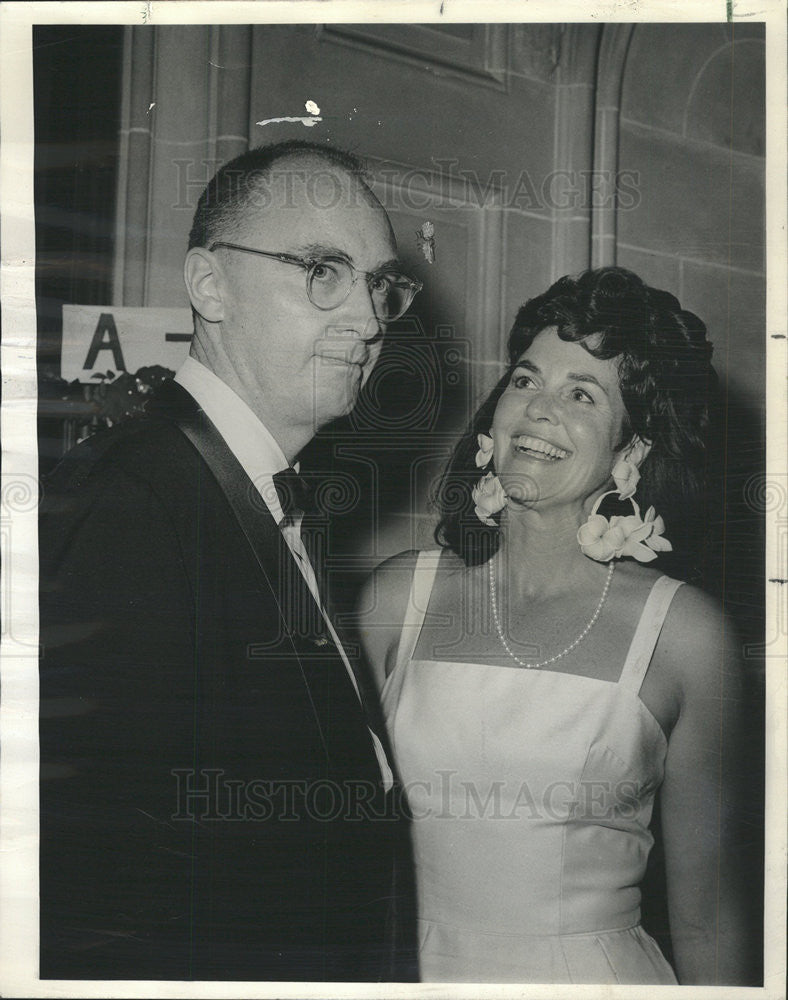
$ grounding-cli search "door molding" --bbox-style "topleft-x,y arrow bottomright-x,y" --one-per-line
591,24 -> 635,267
318,24 -> 508,90
367,156 -> 505,400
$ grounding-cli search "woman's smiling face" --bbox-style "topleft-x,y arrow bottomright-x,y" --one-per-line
492,327 -> 630,511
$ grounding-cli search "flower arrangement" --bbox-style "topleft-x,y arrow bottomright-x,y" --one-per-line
39,366 -> 175,454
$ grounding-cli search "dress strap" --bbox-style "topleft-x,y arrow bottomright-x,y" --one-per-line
394,549 -> 442,672
618,575 -> 684,693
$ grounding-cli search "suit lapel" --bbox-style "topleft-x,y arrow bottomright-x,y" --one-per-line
147,381 -> 306,616
148,381 -> 370,771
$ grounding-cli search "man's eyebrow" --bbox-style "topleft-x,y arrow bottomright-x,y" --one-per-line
294,243 -> 405,272
512,358 -> 609,395
294,242 -> 351,260
375,257 -> 405,272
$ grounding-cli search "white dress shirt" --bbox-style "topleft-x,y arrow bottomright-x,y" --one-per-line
174,357 -> 392,788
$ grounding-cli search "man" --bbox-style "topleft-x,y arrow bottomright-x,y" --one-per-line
39,141 -> 421,981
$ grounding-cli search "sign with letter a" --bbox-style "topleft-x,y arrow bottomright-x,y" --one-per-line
61,306 -> 193,382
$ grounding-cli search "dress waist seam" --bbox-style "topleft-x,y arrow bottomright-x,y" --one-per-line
417,917 -> 643,940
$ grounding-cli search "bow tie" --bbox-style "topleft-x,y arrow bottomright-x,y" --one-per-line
272,467 -> 314,517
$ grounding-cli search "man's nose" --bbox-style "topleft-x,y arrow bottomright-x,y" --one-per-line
525,389 -> 560,423
344,278 -> 385,342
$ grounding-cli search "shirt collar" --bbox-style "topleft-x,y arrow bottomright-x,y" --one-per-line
174,357 -> 295,524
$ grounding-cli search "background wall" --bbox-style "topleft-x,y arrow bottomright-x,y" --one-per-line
616,23 -> 766,650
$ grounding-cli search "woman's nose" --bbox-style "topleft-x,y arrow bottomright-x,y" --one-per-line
525,389 -> 560,423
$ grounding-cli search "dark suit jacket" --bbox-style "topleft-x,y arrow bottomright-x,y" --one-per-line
39,381 -> 415,981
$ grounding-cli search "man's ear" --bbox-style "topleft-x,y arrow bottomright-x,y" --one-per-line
184,248 -> 225,323
622,435 -> 652,468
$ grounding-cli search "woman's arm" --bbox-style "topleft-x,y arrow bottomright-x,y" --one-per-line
657,586 -> 756,985
355,550 -> 419,696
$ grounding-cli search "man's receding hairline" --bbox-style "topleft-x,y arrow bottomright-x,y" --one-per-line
255,154 -> 384,215
241,151 -> 391,231
255,149 -> 370,186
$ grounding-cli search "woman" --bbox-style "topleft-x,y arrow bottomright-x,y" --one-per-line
357,267 -> 752,984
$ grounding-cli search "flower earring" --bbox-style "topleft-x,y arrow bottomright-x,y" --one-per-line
474,432 -> 494,469
577,493 -> 672,563
611,457 -> 640,500
472,432 -> 507,526
577,451 -> 671,563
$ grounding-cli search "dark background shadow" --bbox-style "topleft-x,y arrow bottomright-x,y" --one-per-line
638,385 -> 766,983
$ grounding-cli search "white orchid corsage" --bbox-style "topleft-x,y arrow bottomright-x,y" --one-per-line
577,491 -> 672,563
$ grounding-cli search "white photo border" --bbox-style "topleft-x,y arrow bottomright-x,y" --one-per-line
1,2 -> 785,998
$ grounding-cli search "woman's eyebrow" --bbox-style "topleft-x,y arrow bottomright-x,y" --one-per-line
567,372 -> 609,395
512,359 -> 610,396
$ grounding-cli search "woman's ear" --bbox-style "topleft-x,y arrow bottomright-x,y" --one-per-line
183,247 -> 225,323
622,435 -> 652,469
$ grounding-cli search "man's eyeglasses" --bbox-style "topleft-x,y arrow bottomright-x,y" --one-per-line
209,242 -> 423,322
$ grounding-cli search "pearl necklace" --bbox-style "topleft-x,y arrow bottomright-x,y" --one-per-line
488,558 -> 615,669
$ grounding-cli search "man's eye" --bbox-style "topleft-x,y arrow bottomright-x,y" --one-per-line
512,373 -> 534,388
311,261 -> 344,285
369,274 -> 391,293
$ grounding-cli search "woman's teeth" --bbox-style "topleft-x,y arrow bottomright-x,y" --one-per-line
513,435 -> 569,460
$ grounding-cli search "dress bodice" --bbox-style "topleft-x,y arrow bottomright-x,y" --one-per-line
381,550 -> 682,983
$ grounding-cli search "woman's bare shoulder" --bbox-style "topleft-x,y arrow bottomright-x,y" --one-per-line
356,549 -> 437,687
357,549 -> 421,616
614,559 -> 664,593
654,580 -> 744,700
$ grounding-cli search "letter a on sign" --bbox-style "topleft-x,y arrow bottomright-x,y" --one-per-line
62,305 -> 192,381
83,313 -> 126,372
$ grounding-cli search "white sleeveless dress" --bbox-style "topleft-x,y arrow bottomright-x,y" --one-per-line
382,550 -> 682,984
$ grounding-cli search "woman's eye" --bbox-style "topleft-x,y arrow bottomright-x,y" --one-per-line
512,373 -> 534,389
570,387 -> 594,403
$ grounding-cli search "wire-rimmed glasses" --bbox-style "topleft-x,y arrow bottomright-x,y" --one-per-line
209,242 -> 423,322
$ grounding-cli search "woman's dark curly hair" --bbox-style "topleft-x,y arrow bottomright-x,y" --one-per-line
433,267 -> 719,576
